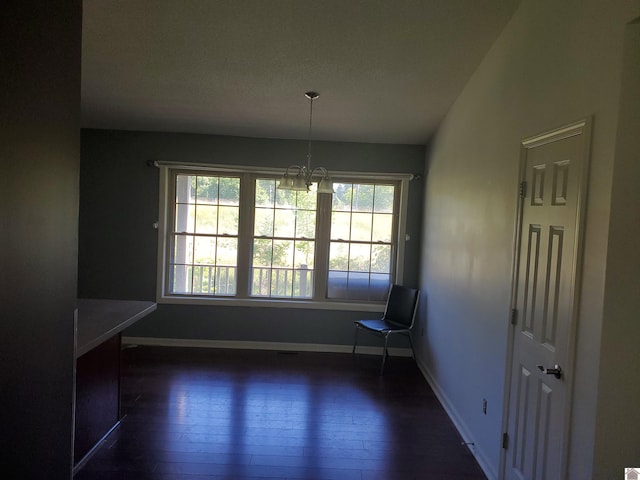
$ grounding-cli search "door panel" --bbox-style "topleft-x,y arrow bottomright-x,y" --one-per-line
504,120 -> 590,480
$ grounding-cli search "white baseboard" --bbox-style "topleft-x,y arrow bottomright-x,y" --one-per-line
415,355 -> 497,480
122,336 -> 413,357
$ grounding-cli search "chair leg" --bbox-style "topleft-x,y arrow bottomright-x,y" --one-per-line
408,332 -> 416,359
352,325 -> 359,355
380,334 -> 390,375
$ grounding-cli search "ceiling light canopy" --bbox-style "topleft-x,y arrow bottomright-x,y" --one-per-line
278,92 -> 333,194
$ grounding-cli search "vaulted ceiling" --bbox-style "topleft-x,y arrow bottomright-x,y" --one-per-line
82,0 -> 520,145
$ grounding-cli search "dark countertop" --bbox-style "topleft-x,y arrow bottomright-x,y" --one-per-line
76,299 -> 157,357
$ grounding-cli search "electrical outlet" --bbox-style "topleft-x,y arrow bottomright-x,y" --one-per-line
482,398 -> 487,415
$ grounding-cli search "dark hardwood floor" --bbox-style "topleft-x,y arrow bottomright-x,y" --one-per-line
74,346 -> 487,480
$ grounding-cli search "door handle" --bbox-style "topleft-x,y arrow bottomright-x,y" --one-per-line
536,364 -> 562,379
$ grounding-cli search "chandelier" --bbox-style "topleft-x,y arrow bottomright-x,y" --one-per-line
277,92 -> 334,194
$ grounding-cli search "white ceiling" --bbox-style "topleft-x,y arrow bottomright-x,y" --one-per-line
82,0 -> 520,145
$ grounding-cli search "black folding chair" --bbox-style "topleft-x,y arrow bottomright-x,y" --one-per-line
352,284 -> 420,374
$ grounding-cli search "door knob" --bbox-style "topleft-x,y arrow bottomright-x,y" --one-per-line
536,364 -> 562,379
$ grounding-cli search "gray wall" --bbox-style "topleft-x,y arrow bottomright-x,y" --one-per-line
0,1 -> 81,478
416,1 -> 639,479
79,129 -> 424,347
593,19 -> 640,479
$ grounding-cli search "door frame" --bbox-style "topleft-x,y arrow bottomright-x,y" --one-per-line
499,117 -> 592,480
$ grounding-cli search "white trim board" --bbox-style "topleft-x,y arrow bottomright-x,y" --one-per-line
415,356 -> 497,480
122,336 -> 413,357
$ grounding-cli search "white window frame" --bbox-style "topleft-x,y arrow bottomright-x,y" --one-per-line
155,162 -> 411,312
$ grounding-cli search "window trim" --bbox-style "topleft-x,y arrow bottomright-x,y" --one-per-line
155,161 -> 411,311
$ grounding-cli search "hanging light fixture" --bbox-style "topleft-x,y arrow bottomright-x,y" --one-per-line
278,92 -> 334,194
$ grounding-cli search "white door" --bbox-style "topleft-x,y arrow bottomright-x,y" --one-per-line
503,120 -> 591,480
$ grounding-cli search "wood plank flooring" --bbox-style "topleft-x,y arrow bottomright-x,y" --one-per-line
74,346 -> 487,480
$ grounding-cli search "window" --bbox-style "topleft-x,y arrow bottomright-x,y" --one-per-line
252,178 -> 317,298
158,165 -> 410,308
328,183 -> 395,302
169,174 -> 240,296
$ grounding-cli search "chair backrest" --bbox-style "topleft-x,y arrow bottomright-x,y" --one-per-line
382,284 -> 420,328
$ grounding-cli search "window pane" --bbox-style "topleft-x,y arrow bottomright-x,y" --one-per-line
351,212 -> 373,242
346,272 -> 371,300
251,266 -> 271,296
295,188 -> 317,210
253,239 -> 273,267
214,266 -> 236,295
256,179 -> 275,207
172,234 -> 193,265
374,185 -> 394,213
293,240 -> 315,269
218,177 -> 240,205
349,243 -> 371,272
351,184 -> 374,212
194,205 -> 218,234
217,206 -> 239,235
332,183 -> 352,211
254,208 -> 274,236
196,176 -> 218,203
331,212 -> 351,240
174,203 -> 195,233
175,175 -> 195,204
276,188 -> 296,206
216,237 -> 237,266
369,274 -> 391,300
327,271 -> 348,299
371,244 -> 391,273
194,237 -> 216,265
192,265 -> 210,294
270,269 -> 293,297
295,210 -> 316,238
295,269 -> 313,298
171,264 -> 192,294
272,240 -> 293,268
273,208 -> 296,237
372,213 -> 393,242
329,242 -> 349,271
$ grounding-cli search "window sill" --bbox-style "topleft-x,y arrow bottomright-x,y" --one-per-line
156,294 -> 385,312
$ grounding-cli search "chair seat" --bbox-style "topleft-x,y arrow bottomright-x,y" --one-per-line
355,319 -> 409,333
